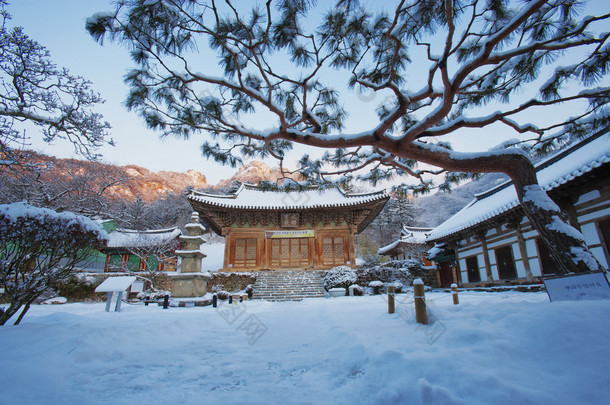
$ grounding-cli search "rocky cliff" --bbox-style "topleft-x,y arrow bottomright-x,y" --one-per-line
214,161 -> 301,190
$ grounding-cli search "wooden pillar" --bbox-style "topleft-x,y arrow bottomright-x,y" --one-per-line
452,241 -> 461,285
223,233 -> 232,271
347,226 -> 356,268
512,220 -> 534,281
478,231 -> 494,283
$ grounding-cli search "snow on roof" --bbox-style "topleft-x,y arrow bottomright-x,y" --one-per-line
378,225 -> 433,254
188,183 -> 389,210
428,132 -> 610,241
106,227 -> 182,249
400,226 -> 433,244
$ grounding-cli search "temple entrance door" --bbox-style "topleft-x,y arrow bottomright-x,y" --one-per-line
320,236 -> 347,267
438,261 -> 454,288
231,237 -> 258,268
270,238 -> 311,269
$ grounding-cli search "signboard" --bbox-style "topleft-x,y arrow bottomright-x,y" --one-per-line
95,276 -> 137,293
265,230 -> 314,239
543,271 -> 610,301
130,281 -> 145,293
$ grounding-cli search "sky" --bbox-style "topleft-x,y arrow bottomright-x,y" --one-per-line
6,0 -> 609,185
8,0 -> 238,183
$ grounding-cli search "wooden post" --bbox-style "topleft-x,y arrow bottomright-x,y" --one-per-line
451,283 -> 459,305
478,231 -> 494,283
413,278 -> 428,325
388,285 -> 395,314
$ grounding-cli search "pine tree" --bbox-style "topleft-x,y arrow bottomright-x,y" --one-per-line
87,0 -> 610,274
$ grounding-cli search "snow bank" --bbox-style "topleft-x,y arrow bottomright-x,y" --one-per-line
0,292 -> 608,404
0,201 -> 108,242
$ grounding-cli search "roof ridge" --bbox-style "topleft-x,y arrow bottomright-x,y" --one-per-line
114,227 -> 180,234
473,128 -> 610,201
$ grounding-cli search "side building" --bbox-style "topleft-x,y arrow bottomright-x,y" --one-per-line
188,184 -> 389,271
427,130 -> 610,287
378,225 -> 434,262
100,227 -> 182,273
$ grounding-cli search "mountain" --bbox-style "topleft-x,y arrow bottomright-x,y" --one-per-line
5,151 -> 304,202
112,165 -> 208,201
4,151 -> 209,203
413,173 -> 510,227
214,161 -> 301,190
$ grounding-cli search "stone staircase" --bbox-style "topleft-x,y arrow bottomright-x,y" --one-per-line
251,270 -> 327,301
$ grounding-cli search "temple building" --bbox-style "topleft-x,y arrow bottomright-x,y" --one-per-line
188,184 -> 389,271
427,130 -> 610,286
378,225 -> 434,262
100,227 -> 182,273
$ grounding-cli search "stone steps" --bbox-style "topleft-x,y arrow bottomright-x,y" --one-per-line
251,270 -> 326,301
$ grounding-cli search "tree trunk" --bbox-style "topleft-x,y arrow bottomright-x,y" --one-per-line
507,155 -> 603,275
0,302 -> 21,325
402,144 -> 605,275
13,299 -> 33,325
513,182 -> 602,275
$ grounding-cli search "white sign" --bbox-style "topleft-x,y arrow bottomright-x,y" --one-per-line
130,281 -> 145,293
95,276 -> 137,293
543,271 -> 610,301
265,230 -> 314,238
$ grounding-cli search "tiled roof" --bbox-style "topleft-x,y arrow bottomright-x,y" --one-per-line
188,183 -> 389,210
378,225 -> 433,254
428,131 -> 610,241
106,227 -> 182,248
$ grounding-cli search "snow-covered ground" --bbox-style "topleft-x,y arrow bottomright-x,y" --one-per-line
1,291 -> 608,404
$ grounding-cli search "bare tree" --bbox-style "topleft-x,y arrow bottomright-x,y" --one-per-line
105,231 -> 181,295
0,202 -> 107,325
0,0 -> 112,163
0,150 -> 128,217
87,0 -> 610,274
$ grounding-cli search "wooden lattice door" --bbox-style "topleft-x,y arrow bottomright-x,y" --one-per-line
270,238 -> 310,268
232,238 -> 258,268
321,236 -> 346,267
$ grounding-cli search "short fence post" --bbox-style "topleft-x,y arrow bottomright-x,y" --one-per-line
229,295 -> 233,304
451,283 -> 459,305
388,285 -> 395,314
163,294 -> 169,309
212,294 -> 218,308
413,278 -> 428,325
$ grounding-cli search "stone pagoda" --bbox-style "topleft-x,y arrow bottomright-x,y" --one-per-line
169,212 -> 209,297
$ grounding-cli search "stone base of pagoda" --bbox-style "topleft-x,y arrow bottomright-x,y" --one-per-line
168,273 -> 210,298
